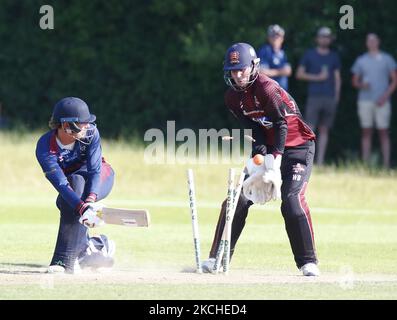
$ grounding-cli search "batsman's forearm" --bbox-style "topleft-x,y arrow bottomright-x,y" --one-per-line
45,169 -> 85,212
85,172 -> 101,198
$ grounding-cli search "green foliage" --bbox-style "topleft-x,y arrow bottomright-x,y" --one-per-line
1,0 -> 397,164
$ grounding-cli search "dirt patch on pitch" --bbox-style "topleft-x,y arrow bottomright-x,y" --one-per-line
1,264 -> 397,286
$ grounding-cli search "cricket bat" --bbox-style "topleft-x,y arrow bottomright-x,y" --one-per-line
97,207 -> 150,227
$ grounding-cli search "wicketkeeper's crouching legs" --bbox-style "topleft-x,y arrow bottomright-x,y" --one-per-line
208,193 -> 253,260
280,186 -> 318,269
280,141 -> 318,269
204,141 -> 318,273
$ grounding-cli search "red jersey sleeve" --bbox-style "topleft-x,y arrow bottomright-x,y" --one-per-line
255,79 -> 288,154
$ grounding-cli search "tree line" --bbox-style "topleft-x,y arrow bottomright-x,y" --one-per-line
1,0 -> 397,164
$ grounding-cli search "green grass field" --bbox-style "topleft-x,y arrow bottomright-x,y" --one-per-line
1,132 -> 397,300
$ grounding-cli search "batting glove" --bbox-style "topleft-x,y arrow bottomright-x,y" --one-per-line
79,204 -> 104,228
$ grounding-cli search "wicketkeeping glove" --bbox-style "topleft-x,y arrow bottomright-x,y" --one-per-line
243,157 -> 273,204
262,154 -> 282,200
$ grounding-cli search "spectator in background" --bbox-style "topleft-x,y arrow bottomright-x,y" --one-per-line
296,27 -> 341,166
351,33 -> 397,169
257,24 -> 291,90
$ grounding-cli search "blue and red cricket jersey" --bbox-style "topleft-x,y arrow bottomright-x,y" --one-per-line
35,128 -> 108,214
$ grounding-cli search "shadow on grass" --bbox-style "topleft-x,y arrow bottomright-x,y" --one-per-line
0,262 -> 47,274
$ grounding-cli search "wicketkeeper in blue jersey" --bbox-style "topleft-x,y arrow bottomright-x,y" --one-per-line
36,97 -> 116,274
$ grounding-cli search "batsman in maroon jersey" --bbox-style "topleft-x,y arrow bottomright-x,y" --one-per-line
202,43 -> 320,276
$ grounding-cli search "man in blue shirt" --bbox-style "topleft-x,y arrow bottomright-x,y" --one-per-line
257,24 -> 292,90
296,27 -> 341,166
36,97 -> 116,274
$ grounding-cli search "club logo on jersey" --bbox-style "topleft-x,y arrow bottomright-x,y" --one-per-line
292,163 -> 305,174
229,51 -> 240,64
252,116 -> 273,129
58,150 -> 70,163
58,149 -> 79,168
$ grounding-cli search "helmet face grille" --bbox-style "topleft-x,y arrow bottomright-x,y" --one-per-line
224,61 -> 259,91
68,121 -> 82,134
65,122 -> 97,145
80,123 -> 97,145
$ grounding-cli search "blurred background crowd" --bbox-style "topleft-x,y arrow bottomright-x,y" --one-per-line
0,0 -> 397,168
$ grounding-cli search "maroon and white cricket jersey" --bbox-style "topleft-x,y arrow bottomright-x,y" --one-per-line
225,73 -> 315,154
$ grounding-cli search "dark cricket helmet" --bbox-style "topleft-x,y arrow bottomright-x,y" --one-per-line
223,43 -> 260,91
52,97 -> 96,125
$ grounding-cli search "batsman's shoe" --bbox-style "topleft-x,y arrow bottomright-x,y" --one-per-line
300,263 -> 320,276
47,265 -> 65,274
201,258 -> 217,273
49,259 -> 82,275
79,234 -> 116,269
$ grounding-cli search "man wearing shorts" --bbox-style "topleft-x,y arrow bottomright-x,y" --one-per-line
351,33 -> 397,168
296,27 -> 341,166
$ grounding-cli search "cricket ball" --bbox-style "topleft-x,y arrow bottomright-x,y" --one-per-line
253,154 -> 264,165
